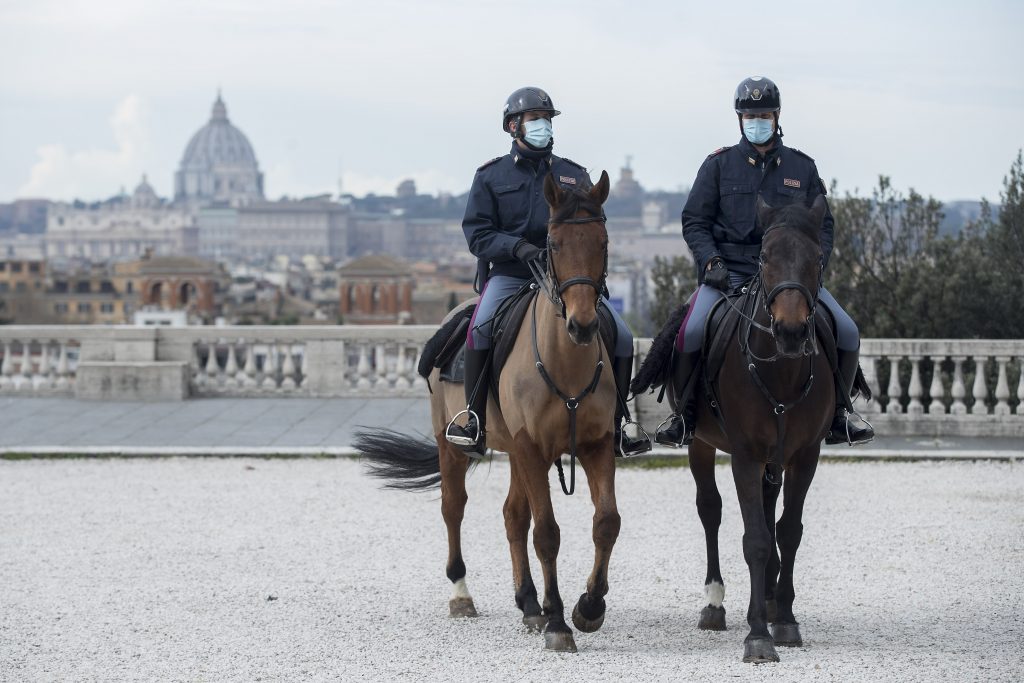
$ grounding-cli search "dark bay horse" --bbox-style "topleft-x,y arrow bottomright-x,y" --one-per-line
355,171 -> 620,653
666,196 -> 835,663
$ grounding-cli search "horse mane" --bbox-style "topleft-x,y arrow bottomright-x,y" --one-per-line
550,186 -> 602,224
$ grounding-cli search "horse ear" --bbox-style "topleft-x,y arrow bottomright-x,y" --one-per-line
543,172 -> 564,208
590,170 -> 611,205
809,194 -> 827,229
756,194 -> 774,229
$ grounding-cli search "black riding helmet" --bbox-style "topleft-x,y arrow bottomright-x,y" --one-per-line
502,87 -> 560,135
734,76 -> 783,139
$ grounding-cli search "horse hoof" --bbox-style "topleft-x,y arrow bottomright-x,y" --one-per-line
522,614 -> 547,632
742,637 -> 779,664
572,604 -> 605,633
765,598 -> 778,623
544,630 -> 578,653
448,597 -> 478,618
771,622 -> 803,647
698,605 -> 727,631
572,593 -> 606,633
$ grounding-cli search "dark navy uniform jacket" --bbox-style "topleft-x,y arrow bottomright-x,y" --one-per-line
681,136 -> 834,281
463,143 -> 590,284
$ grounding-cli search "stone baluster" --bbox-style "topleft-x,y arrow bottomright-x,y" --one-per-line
223,340 -> 240,387
1016,357 -> 1024,415
280,343 -> 297,391
970,355 -> 988,415
300,346 -> 309,387
356,344 -> 371,390
928,356 -> 946,414
191,342 -> 205,388
906,356 -> 924,416
204,339 -> 220,388
384,344 -> 400,392
392,344 -> 411,391
886,357 -> 902,414
411,348 -> 427,391
55,342 -> 71,390
0,342 -> 12,388
241,342 -> 257,388
374,344 -> 387,390
18,341 -> 33,390
950,356 -> 967,415
260,342 -> 279,390
993,356 -> 1011,417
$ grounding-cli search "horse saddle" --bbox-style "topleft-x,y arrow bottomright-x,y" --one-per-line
418,284 -> 617,395
701,288 -> 839,390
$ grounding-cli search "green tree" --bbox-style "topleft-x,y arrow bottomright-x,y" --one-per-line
648,254 -> 697,330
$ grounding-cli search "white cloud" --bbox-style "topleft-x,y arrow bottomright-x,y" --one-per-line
17,95 -> 149,200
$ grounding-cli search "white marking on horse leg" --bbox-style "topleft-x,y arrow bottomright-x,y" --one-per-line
705,580 -> 725,607
451,578 -> 472,600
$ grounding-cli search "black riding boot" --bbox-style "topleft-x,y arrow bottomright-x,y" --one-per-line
825,348 -> 875,445
445,348 -> 489,458
655,350 -> 701,447
612,355 -> 652,457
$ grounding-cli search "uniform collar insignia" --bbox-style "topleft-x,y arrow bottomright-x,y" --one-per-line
747,157 -> 756,166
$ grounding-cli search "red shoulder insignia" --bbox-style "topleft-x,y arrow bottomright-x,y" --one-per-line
477,156 -> 502,172
708,146 -> 731,158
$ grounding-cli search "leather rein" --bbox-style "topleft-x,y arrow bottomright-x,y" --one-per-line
527,210 -> 609,496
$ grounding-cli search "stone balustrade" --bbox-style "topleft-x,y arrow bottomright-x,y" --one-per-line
0,326 -> 1020,437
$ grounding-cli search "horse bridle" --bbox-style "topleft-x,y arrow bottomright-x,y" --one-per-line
527,211 -> 609,319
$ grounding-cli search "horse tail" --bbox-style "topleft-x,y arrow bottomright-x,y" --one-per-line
354,429 -> 483,491
631,301 -> 690,396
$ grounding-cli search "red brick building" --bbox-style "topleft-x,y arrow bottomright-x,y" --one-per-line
338,254 -> 414,324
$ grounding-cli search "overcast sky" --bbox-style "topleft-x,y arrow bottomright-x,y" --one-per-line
1,0 -> 1022,204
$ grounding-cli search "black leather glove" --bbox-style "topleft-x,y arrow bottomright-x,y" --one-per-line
704,257 -> 730,291
513,240 -> 543,264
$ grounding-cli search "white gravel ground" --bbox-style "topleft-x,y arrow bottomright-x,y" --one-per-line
1,457 -> 1022,682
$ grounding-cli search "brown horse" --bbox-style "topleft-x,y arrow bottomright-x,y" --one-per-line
356,171 -> 620,653
665,196 -> 835,663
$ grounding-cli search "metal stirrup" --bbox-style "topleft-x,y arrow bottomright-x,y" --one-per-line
445,408 -> 480,446
619,419 -> 652,458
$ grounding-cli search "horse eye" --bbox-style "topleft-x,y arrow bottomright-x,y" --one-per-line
549,241 -> 561,252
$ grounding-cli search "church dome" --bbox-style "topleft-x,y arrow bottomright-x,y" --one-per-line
174,93 -> 264,205
131,174 -> 159,208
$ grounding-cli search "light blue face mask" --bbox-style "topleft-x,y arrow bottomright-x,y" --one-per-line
522,118 -> 552,148
742,118 -> 775,145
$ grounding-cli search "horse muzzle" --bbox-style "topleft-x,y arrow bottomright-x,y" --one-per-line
566,315 -> 599,346
772,319 -> 815,358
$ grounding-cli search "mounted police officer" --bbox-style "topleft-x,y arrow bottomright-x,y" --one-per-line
656,76 -> 874,447
445,86 -> 652,458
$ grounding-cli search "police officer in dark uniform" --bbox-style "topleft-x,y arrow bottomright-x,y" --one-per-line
656,76 -> 873,447
445,86 -> 651,458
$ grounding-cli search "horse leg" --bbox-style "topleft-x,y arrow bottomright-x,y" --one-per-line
771,449 -> 820,647
438,437 -> 477,618
732,453 -> 779,663
514,446 -> 576,653
504,462 -> 545,632
762,469 -> 783,624
689,438 -> 727,631
571,443 -> 621,634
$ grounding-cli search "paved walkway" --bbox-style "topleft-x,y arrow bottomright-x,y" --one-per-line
1,397 -> 1021,459
1,457 -> 1021,681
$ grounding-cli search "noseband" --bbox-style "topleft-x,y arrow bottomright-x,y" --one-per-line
527,211 -> 608,318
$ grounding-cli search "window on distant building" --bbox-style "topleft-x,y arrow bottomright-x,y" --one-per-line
28,263 -> 40,273
0,262 -> 7,272
0,282 -> 8,293
76,281 -> 90,293
11,262 -> 22,273
15,282 -> 26,293
54,281 -> 68,293
126,281 -> 134,294
54,303 -> 68,314
77,303 -> 91,313
100,281 -> 115,293
100,303 -> 114,313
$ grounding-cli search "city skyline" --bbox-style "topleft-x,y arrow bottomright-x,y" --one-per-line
2,1 -> 1022,204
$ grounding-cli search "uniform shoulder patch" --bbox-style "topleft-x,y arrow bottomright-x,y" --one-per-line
708,146 -> 732,158
477,156 -> 502,172
789,147 -> 815,163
